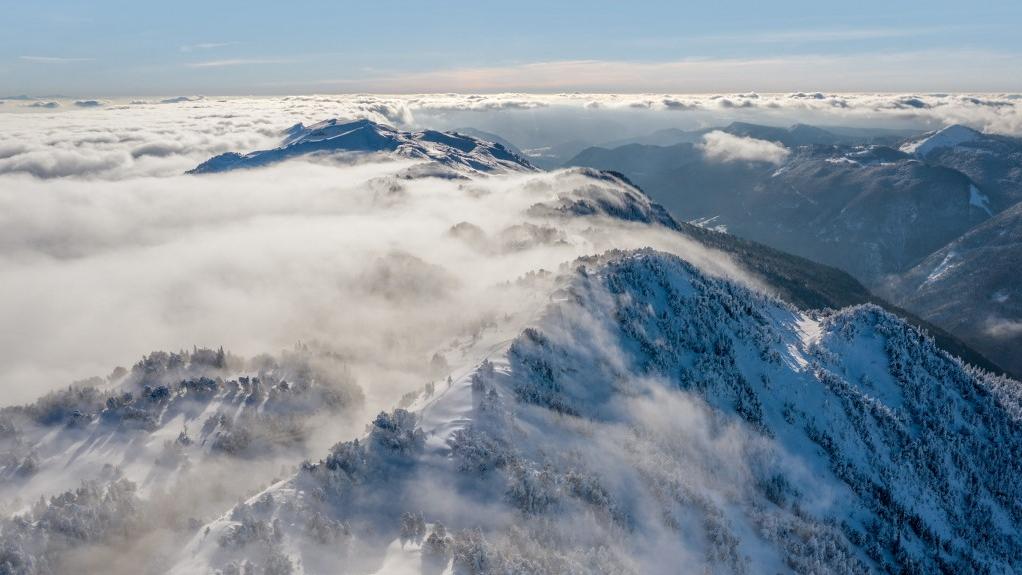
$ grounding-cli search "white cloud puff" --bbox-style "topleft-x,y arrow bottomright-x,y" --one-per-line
697,130 -> 791,165
985,317 -> 1022,339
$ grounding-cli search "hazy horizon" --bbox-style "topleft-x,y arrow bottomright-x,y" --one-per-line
2,1 -> 1021,96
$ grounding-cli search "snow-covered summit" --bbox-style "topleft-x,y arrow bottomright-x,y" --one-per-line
188,118 -> 536,175
900,124 -> 983,156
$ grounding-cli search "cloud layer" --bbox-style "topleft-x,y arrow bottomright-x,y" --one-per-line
2,92 -> 1021,406
1,91 -> 1021,179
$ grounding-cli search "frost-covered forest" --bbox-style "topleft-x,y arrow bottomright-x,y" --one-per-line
167,249 -> 1022,575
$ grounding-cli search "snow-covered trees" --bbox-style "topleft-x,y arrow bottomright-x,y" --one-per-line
400,511 -> 426,542
7,240 -> 1022,574
505,464 -> 558,516
0,478 -> 144,575
369,409 -> 426,454
300,408 -> 425,500
494,249 -> 1022,573
422,523 -> 453,565
228,249 -> 1021,574
447,427 -> 514,474
0,342 -> 367,573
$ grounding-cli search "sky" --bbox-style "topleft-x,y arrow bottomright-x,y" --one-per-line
1,0 -> 1021,96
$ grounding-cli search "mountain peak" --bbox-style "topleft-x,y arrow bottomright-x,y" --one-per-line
189,118 -> 535,175
901,124 -> 982,156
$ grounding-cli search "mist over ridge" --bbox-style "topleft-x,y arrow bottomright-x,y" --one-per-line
1,93 -> 1021,574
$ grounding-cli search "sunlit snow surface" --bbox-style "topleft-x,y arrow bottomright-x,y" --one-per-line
900,124 -> 982,156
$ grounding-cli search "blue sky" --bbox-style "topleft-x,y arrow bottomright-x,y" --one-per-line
2,0 -> 1021,96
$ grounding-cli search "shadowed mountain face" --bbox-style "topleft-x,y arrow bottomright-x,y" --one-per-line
567,123 -> 1022,379
568,140 -> 990,282
881,202 -> 1022,376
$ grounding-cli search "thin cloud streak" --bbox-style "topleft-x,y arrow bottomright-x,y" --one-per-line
19,56 -> 94,64
185,58 -> 291,68
698,25 -> 962,44
625,26 -> 962,50
179,42 -> 240,53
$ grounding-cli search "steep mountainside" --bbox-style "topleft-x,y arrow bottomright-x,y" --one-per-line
452,128 -> 528,159
882,202 -> 1022,376
169,249 -> 1022,575
678,223 -> 1003,376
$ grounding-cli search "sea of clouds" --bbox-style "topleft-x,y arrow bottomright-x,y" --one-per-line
2,91 -> 1022,179
1,91 -> 1021,409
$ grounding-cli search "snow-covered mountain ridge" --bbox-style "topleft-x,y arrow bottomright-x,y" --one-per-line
188,119 -> 536,175
900,125 -> 983,157
170,249 -> 1022,574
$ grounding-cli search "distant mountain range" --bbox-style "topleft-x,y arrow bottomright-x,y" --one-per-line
567,125 -> 995,281
525,122 -> 921,168
566,123 -> 1022,378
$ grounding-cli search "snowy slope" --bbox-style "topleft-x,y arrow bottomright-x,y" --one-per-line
900,125 -> 982,157
0,161 -> 739,574
0,346 -> 364,518
168,250 -> 1022,575
188,119 -> 536,175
